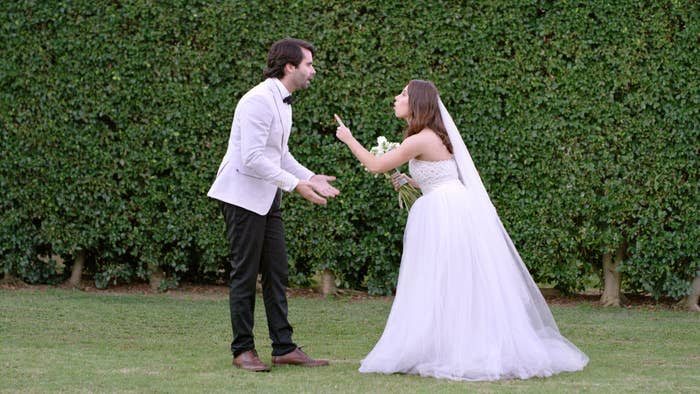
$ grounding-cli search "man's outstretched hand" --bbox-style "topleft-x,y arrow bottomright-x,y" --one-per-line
310,175 -> 340,198
295,174 -> 340,205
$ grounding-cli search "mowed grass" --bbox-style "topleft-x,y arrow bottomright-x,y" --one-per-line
1,287 -> 698,393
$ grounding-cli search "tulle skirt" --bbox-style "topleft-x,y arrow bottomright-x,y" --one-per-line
359,181 -> 589,381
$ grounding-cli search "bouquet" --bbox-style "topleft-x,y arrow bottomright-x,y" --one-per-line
369,136 -> 421,210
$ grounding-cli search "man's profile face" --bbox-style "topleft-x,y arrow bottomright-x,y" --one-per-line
289,48 -> 315,90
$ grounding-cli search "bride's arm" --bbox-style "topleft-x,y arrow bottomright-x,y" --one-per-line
335,114 -> 423,174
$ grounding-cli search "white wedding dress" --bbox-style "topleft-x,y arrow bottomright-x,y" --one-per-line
358,158 -> 589,381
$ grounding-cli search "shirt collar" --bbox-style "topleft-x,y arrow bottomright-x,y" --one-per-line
272,78 -> 291,100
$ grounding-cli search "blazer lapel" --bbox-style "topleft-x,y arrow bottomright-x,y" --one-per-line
267,80 -> 292,149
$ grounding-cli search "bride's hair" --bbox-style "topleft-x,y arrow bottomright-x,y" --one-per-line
404,80 -> 453,154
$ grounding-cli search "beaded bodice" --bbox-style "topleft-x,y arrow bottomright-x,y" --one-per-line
409,158 -> 460,194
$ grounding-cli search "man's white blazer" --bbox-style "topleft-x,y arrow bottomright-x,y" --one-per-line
207,78 -> 314,215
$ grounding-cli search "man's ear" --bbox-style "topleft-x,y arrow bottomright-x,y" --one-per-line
284,63 -> 295,75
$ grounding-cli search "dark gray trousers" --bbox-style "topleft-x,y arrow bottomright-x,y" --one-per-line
220,191 -> 296,357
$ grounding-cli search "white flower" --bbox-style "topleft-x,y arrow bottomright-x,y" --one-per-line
365,136 -> 421,210
370,136 -> 399,157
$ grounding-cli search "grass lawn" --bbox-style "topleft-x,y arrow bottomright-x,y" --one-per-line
1,286 -> 698,393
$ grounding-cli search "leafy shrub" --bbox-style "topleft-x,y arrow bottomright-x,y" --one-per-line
1,1 -> 696,297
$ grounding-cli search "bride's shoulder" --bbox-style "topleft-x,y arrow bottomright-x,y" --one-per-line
419,128 -> 441,137
402,130 -> 442,158
403,129 -> 442,149
415,128 -> 445,145
411,128 -> 440,140
411,128 -> 452,160
403,130 -> 437,149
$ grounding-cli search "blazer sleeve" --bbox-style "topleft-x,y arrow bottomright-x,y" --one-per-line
281,149 -> 314,182
239,95 -> 299,192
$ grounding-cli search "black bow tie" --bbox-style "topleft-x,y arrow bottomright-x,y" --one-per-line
283,95 -> 295,105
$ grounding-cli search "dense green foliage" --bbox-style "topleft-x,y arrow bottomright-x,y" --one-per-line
1,1 -> 697,297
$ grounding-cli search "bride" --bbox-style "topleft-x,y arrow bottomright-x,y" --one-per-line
334,80 -> 588,381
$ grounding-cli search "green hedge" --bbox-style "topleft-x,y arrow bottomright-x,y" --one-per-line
1,1 -> 697,297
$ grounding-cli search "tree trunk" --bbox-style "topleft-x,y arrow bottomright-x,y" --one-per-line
600,244 -> 626,307
683,274 -> 700,312
321,269 -> 335,297
149,263 -> 164,291
0,272 -> 20,285
68,250 -> 85,288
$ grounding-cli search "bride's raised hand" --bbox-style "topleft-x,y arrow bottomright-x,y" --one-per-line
334,114 -> 353,144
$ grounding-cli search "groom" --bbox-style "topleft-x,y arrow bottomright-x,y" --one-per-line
207,38 -> 338,372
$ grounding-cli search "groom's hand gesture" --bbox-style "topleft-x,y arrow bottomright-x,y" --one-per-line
295,175 -> 340,205
310,175 -> 340,197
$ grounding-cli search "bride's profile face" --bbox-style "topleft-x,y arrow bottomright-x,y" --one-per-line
393,86 -> 411,119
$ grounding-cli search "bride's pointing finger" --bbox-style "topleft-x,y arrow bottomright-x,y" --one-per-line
334,114 -> 346,128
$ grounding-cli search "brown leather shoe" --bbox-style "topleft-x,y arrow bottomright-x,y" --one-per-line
232,350 -> 270,372
271,347 -> 329,367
